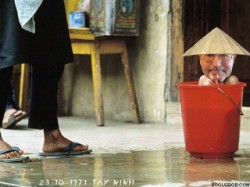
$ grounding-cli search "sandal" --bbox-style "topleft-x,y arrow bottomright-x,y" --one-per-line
2,110 -> 28,129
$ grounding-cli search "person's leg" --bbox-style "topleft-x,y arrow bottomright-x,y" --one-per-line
5,81 -> 19,110
5,81 -> 14,110
0,67 -> 24,159
28,63 -> 63,129
0,67 -> 13,124
29,63 -> 88,153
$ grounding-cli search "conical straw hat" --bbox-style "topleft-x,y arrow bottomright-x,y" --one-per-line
183,27 -> 250,56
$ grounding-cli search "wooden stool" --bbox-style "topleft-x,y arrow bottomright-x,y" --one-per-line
19,28 -> 141,126
19,64 -> 30,112
69,28 -> 140,126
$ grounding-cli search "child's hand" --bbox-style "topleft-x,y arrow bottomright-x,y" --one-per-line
198,74 -> 222,85
209,73 -> 220,84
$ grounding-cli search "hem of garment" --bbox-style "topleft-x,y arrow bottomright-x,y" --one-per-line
28,119 -> 59,130
0,56 -> 74,69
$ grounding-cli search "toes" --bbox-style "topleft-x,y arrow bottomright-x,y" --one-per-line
18,150 -> 24,155
14,110 -> 23,116
70,142 -> 88,151
77,144 -> 88,151
11,151 -> 20,158
22,111 -> 27,116
7,152 -> 18,159
83,144 -> 89,150
7,151 -> 23,159
0,150 -> 24,160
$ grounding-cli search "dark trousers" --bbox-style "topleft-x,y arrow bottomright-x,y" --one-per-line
0,63 -> 64,129
5,81 -> 20,111
0,67 -> 13,124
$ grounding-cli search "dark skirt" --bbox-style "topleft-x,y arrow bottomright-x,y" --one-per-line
0,0 -> 73,68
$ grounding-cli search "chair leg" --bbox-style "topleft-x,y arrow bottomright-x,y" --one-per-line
91,42 -> 105,126
19,64 -> 30,112
121,41 -> 141,123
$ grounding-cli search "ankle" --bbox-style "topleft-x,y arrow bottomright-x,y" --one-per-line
44,129 -> 63,142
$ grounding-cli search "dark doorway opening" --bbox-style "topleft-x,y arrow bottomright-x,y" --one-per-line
183,0 -> 250,106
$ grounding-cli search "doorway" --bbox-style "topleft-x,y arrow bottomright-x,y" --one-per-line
183,0 -> 250,106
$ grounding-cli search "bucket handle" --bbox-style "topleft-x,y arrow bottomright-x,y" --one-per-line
217,87 -> 243,115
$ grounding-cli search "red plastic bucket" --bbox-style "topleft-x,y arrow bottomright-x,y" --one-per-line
177,81 -> 246,159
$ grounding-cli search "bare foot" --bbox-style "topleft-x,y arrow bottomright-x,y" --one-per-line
0,139 -> 24,160
42,129 -> 88,153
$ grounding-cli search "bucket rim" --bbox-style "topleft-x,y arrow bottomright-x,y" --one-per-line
177,81 -> 246,88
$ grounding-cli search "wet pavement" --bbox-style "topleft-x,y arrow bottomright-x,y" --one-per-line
1,117 -> 250,187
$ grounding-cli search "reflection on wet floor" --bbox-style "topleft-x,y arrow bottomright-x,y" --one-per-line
0,147 -> 250,187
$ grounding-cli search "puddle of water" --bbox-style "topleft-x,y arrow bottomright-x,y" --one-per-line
0,148 -> 250,187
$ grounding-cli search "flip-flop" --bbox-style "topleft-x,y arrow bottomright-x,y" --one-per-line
2,110 -> 28,129
0,147 -> 29,163
38,142 -> 92,156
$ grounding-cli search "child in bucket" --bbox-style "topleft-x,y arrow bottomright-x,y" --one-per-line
183,27 -> 250,85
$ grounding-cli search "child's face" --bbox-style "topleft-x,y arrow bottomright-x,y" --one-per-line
199,54 -> 236,82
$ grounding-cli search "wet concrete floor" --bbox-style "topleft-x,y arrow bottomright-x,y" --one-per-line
1,147 -> 250,187
1,117 -> 250,187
